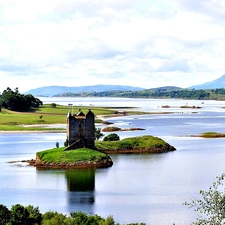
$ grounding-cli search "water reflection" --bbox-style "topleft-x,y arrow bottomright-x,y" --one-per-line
35,169 -> 96,213
66,169 -> 95,192
66,169 -> 96,213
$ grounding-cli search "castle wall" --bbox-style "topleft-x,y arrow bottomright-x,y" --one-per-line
84,110 -> 95,149
66,110 -> 95,150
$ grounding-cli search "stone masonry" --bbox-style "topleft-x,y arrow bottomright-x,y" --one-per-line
65,109 -> 95,150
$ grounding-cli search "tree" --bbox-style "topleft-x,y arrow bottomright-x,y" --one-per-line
0,204 -> 11,225
0,87 -> 42,111
184,173 -> 225,224
64,139 -> 68,147
95,128 -> 104,140
50,103 -> 57,108
42,211 -> 67,225
103,133 -> 120,141
70,211 -> 88,224
25,205 -> 42,225
70,211 -> 116,225
10,204 -> 30,225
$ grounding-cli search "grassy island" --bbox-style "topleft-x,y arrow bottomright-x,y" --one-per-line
34,148 -> 113,169
193,132 -> 225,138
102,126 -> 145,132
96,135 -> 176,154
33,135 -> 176,169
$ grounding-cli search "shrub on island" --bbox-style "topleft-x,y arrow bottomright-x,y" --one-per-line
103,133 -> 120,141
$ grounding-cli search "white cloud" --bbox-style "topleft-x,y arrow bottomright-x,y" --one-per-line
0,0 -> 224,93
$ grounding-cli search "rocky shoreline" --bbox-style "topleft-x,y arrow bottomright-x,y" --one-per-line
11,155 -> 113,169
33,155 -> 113,169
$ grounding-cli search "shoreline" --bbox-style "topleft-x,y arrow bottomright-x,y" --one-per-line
0,130 -> 66,134
0,110 -> 198,134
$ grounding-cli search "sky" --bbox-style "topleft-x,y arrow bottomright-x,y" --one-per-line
0,0 -> 225,93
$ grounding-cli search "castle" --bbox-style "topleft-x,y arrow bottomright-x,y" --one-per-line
65,109 -> 95,150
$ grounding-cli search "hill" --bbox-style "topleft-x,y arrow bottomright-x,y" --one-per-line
189,74 -> 225,89
23,85 -> 144,97
149,86 -> 181,91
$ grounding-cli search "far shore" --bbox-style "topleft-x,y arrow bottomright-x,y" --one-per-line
0,110 -> 199,134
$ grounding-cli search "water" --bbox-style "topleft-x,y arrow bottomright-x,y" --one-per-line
1,97 -> 225,224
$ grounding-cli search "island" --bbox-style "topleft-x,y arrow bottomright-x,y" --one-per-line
95,135 -> 176,154
1,102 -> 177,169
30,135 -> 175,169
101,126 -> 145,132
28,110 -> 176,169
33,148 -> 113,169
190,132 -> 225,138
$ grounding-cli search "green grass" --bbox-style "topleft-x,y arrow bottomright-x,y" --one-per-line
0,104 -> 146,131
37,136 -> 172,164
0,125 -> 65,131
0,105 -> 117,131
95,135 -> 169,151
37,147 -> 108,164
37,104 -> 117,115
200,132 -> 225,138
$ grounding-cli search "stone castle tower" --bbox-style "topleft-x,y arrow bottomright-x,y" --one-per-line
65,109 -> 95,150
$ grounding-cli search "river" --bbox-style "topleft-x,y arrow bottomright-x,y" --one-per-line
1,97 -> 225,224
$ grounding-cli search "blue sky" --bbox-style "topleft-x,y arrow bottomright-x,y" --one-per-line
0,0 -> 225,92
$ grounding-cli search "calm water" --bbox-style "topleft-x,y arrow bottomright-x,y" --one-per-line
1,98 -> 225,225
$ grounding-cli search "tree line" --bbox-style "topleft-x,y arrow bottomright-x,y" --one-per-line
0,87 -> 42,111
0,204 -> 145,225
56,88 -> 225,100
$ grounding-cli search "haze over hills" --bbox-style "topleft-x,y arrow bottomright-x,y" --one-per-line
24,85 -> 144,97
150,86 -> 181,91
23,74 -> 225,97
189,74 -> 225,89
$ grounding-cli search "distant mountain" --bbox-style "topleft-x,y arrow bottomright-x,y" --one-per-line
149,86 -> 182,91
24,85 -> 144,97
189,74 -> 225,89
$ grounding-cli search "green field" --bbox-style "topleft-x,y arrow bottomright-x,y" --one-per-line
0,104 -> 118,131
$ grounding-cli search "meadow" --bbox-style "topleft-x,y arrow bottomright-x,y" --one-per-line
0,104 -> 117,131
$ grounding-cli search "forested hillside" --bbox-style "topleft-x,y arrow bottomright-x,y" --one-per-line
55,88 -> 225,100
